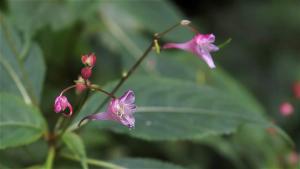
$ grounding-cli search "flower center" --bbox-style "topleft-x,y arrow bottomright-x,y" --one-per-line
115,103 -> 125,118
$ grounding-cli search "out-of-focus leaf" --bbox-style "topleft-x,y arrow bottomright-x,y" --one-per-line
7,0 -> 98,33
74,76 -> 269,141
156,52 -> 265,115
0,14 -> 45,104
112,158 -> 187,169
0,93 -> 47,149
0,139 -> 47,168
62,132 -> 88,169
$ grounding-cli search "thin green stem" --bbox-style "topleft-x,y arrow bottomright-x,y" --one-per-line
45,146 -> 55,169
61,153 -> 126,169
94,20 -> 191,113
96,41 -> 154,111
89,84 -> 116,99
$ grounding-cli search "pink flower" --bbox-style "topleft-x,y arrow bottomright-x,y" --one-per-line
54,95 -> 73,117
292,81 -> 300,99
81,53 -> 96,67
81,90 -> 136,128
163,33 -> 219,68
81,67 -> 92,80
279,102 -> 294,116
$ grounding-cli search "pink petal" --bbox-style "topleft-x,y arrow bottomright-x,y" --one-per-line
196,47 -> 216,69
120,114 -> 135,128
87,111 -> 113,121
120,90 -> 135,105
163,39 -> 194,53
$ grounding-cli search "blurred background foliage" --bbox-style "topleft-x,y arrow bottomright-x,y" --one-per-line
0,0 -> 299,169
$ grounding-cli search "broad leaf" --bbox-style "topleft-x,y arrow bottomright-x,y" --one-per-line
112,158 -> 187,169
0,14 -> 45,104
74,76 -> 269,141
0,93 -> 47,149
8,0 -> 98,33
62,132 -> 88,169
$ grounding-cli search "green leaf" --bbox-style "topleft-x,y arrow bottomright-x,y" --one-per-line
62,132 -> 88,169
74,76 -> 269,141
112,158 -> 187,169
8,0 -> 98,33
0,93 -> 47,149
0,14 -> 45,104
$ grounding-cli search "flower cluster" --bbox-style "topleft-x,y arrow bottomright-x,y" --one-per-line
81,53 -> 96,80
54,20 -> 223,129
54,53 -> 137,128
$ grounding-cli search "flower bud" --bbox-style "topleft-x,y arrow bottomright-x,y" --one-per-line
81,53 -> 96,67
81,67 -> 92,80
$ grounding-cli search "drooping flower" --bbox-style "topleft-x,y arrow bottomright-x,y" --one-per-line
81,67 -> 92,80
279,102 -> 294,117
292,81 -> 300,99
54,95 -> 73,117
81,53 -> 96,67
163,33 -> 219,68
80,90 -> 136,128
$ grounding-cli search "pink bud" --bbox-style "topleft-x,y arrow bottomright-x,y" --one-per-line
81,67 -> 92,80
74,76 -> 88,94
81,53 -> 96,67
279,102 -> 294,116
292,81 -> 300,99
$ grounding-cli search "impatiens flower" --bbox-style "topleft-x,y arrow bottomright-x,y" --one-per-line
163,33 -> 219,68
81,67 -> 92,80
279,102 -> 294,117
292,81 -> 300,99
80,90 -> 136,128
54,95 -> 73,117
81,53 -> 96,67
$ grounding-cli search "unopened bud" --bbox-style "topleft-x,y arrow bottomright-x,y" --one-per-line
81,67 -> 92,79
122,71 -> 128,77
180,20 -> 191,26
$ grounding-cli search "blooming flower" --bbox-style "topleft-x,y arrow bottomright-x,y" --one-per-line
163,33 -> 219,68
54,95 -> 73,117
80,90 -> 136,128
81,53 -> 96,67
292,81 -> 300,99
279,102 -> 294,116
81,67 -> 92,80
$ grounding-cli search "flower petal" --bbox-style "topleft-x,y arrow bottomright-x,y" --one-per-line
163,39 -> 194,53
120,90 -> 135,105
86,111 -> 113,121
120,114 -> 135,128
207,44 -> 219,52
196,48 -> 216,69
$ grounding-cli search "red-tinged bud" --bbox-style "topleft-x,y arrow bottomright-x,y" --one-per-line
81,67 -> 92,80
81,53 -> 96,67
279,102 -> 294,117
292,81 -> 300,99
